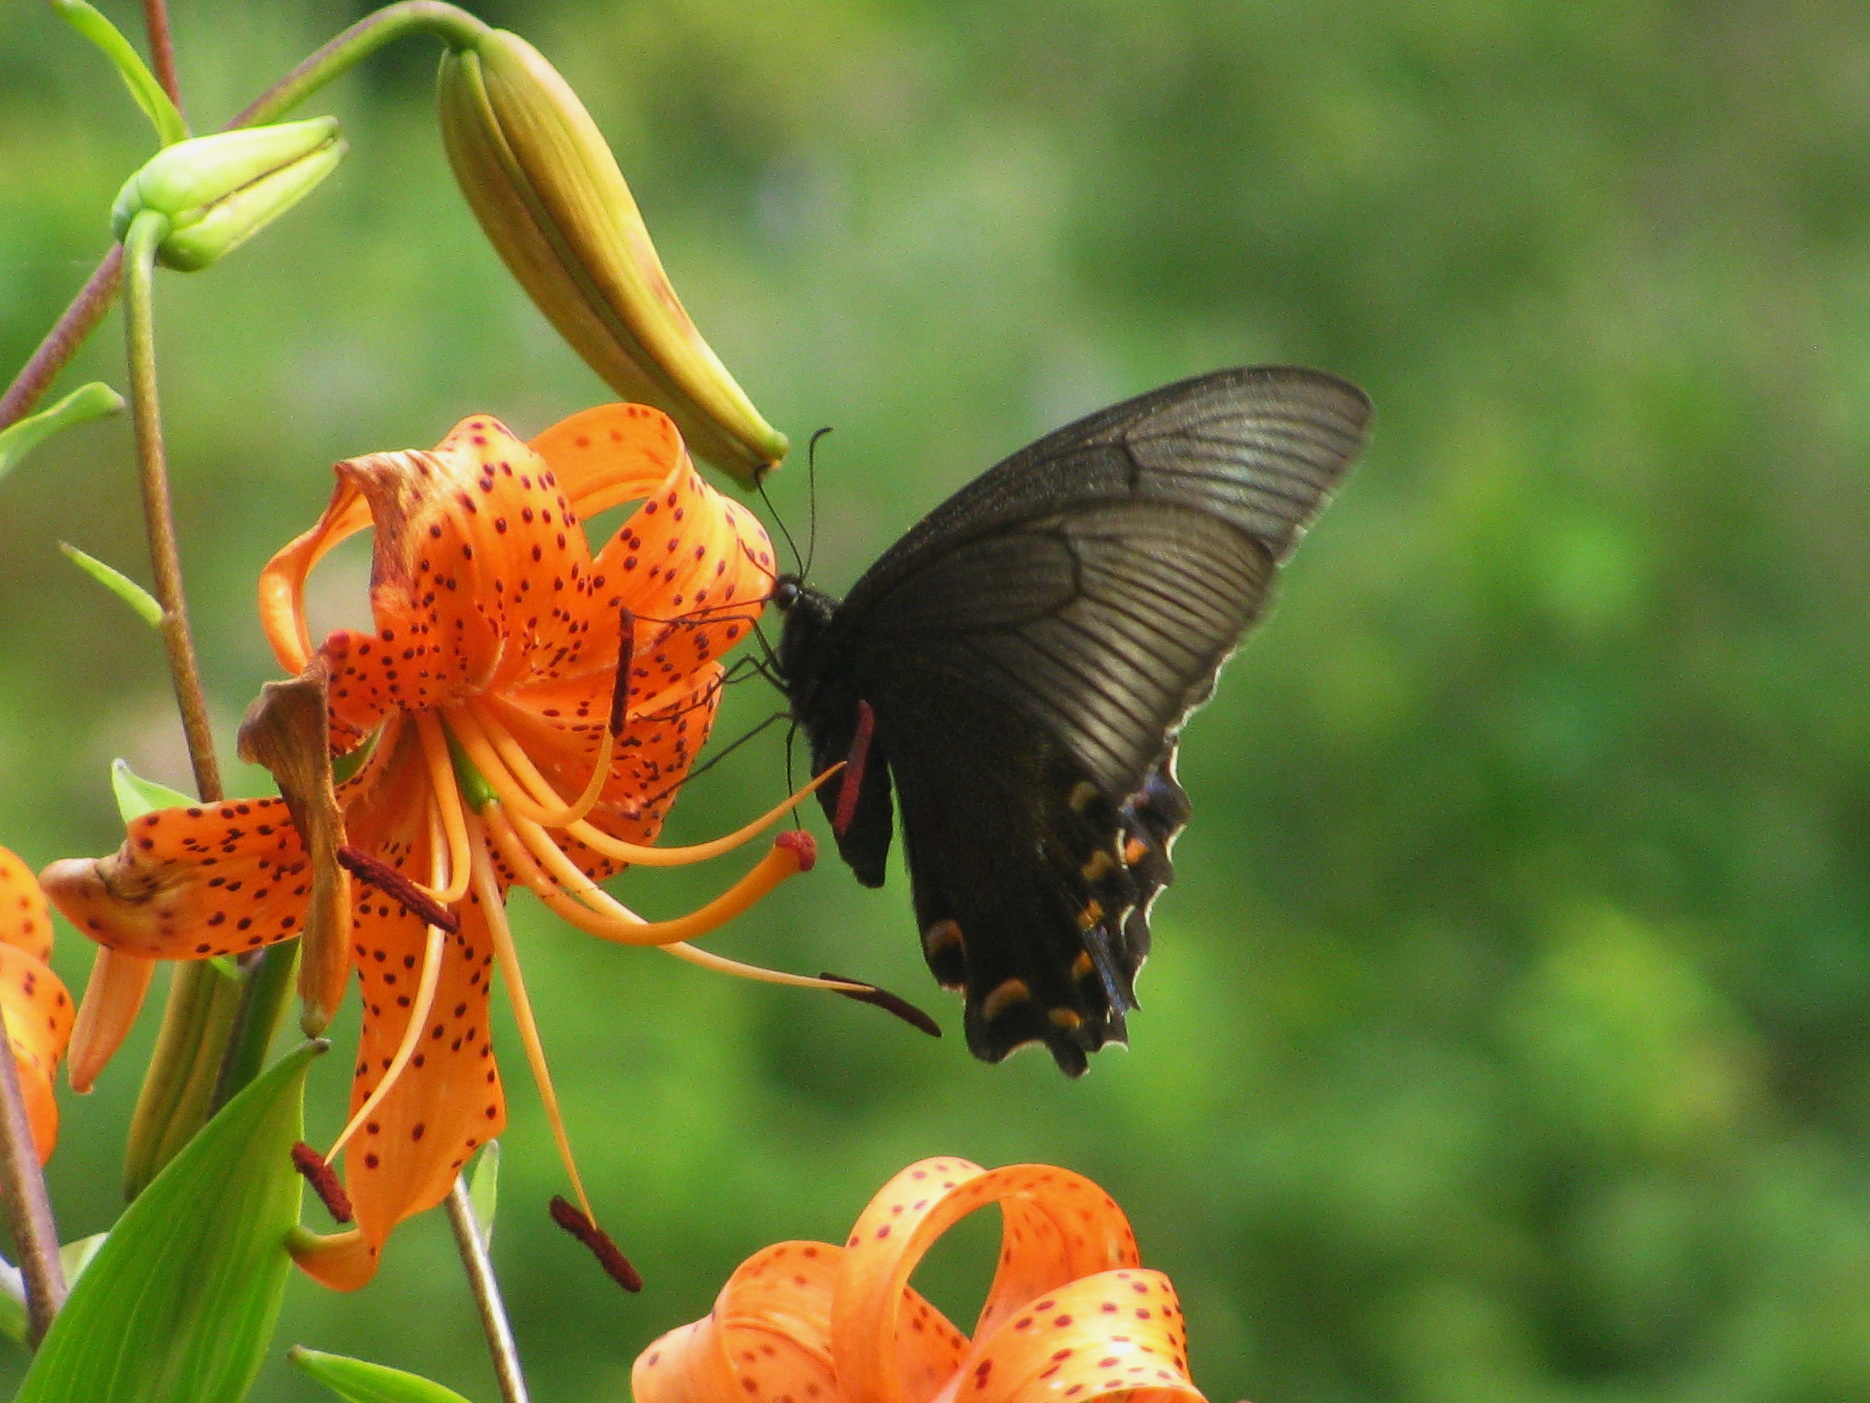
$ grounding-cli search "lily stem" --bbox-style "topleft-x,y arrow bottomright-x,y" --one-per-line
446,1175 -> 531,1403
122,209 -> 222,804
233,1 -> 491,129
0,1 -> 490,433
0,1024 -> 64,1347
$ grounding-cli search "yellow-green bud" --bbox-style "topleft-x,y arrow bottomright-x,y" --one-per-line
438,32 -> 787,486
110,118 -> 347,272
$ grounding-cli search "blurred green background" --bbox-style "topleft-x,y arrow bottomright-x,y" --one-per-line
4,1 -> 1870,1400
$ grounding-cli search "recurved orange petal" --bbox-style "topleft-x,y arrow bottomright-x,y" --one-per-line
530,401 -> 686,519
832,1160 -> 1144,1403
260,473 -> 372,675
635,1241 -> 840,1403
0,847 -> 72,1161
39,800 -> 311,962
963,1268 -> 1201,1403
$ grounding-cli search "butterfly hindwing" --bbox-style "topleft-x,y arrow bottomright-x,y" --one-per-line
778,366 -> 1371,1073
868,668 -> 1187,1073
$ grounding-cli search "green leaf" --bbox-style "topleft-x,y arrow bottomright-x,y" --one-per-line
288,1347 -> 477,1403
0,382 -> 123,483
467,1141 -> 500,1248
111,758 -> 195,821
48,0 -> 188,146
57,1234 -> 107,1287
60,543 -> 163,627
16,1041 -> 324,1403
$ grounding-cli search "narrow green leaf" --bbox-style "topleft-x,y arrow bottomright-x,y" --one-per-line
111,758 -> 194,821
467,1141 -> 500,1248
0,382 -> 123,483
16,1041 -> 324,1403
48,0 -> 188,146
60,543 -> 164,627
288,1347 -> 477,1403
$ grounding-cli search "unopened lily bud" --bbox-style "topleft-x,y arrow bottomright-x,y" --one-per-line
110,118 -> 347,272
438,32 -> 787,485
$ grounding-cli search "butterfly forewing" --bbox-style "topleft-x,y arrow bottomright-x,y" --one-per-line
779,366 -> 1371,1074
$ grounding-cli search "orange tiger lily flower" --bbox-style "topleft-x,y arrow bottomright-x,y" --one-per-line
40,403 -> 855,1289
636,1157 -> 1206,1403
0,846 -> 73,1164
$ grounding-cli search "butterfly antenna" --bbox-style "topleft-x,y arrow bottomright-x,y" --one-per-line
758,477 -> 806,577
803,426 -> 831,579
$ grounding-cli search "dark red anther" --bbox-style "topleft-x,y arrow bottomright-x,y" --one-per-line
336,845 -> 459,933
833,700 -> 876,839
608,605 -> 636,737
775,829 -> 818,873
550,1195 -> 643,1291
819,972 -> 942,1038
291,1141 -> 354,1224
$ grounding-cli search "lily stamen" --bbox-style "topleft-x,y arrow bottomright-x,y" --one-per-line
557,764 -> 841,868
468,815 -> 599,1229
483,803 -> 817,948
415,713 -> 474,904
461,700 -> 617,828
335,845 -> 458,934
550,1195 -> 643,1292
292,1141 -> 355,1224
503,809 -> 648,921
659,940 -> 872,991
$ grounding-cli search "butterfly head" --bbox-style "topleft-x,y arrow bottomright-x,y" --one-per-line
770,574 -> 842,703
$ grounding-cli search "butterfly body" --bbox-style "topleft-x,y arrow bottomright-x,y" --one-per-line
774,367 -> 1371,1075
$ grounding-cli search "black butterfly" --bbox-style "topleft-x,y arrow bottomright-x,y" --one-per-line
772,366 -> 1371,1075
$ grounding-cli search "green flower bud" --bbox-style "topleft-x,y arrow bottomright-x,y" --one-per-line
110,118 -> 347,272
438,32 -> 787,486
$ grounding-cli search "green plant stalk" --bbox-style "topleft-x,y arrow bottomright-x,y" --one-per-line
122,209 -> 220,803
0,1 -> 490,434
117,209 -> 261,1195
445,1176 -> 530,1403
0,1019 -> 66,1344
232,1 -> 489,128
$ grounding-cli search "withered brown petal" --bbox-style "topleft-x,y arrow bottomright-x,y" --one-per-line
236,660 -> 351,1034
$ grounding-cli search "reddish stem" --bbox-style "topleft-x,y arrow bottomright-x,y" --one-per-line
141,0 -> 184,114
